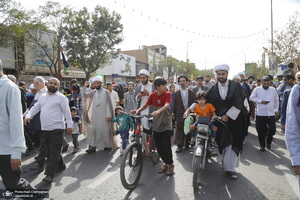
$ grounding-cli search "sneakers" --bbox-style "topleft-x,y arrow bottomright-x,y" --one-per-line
175,147 -> 183,153
226,171 -> 238,180
30,163 -> 44,172
120,148 -> 124,155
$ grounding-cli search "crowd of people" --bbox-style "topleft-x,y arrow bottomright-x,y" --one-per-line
1,57 -> 300,192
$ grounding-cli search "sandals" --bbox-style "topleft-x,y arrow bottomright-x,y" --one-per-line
158,165 -> 168,174
165,164 -> 175,176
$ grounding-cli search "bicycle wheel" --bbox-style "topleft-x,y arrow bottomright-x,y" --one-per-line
120,142 -> 143,190
192,155 -> 203,189
149,135 -> 160,164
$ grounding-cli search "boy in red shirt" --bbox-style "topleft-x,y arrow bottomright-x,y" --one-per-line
131,77 -> 174,176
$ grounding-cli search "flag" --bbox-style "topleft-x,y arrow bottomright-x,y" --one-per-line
190,73 -> 194,81
60,48 -> 69,73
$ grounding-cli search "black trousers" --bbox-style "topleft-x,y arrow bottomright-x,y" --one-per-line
0,155 -> 32,189
35,131 -> 47,165
255,116 -> 276,148
43,129 -> 65,177
153,130 -> 173,164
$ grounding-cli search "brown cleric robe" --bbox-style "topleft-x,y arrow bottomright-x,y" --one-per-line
172,88 -> 196,148
206,80 -> 247,155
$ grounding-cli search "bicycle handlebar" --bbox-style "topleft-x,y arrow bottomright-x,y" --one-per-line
130,113 -> 152,119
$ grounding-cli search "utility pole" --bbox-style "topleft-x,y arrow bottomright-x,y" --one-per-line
271,0 -> 274,53
186,41 -> 192,62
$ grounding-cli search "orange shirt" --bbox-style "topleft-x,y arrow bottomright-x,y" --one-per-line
194,103 -> 216,118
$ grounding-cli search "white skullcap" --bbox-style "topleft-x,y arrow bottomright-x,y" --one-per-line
29,84 -> 35,89
139,69 -> 150,77
7,74 -> 16,83
92,76 -> 103,82
232,75 -> 241,80
238,72 -> 245,76
214,64 -> 229,72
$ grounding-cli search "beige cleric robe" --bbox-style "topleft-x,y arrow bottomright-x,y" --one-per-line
82,87 -> 116,150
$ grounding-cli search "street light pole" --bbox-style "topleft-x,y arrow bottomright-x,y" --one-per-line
271,0 -> 274,53
186,41 -> 192,62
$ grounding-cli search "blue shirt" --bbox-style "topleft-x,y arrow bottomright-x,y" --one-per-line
285,84 -> 300,166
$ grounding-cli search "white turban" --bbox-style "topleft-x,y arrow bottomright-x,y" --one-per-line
92,76 -> 103,82
29,84 -> 35,89
7,74 -> 16,83
232,75 -> 241,80
139,69 -> 150,77
238,72 -> 245,76
214,64 -> 230,72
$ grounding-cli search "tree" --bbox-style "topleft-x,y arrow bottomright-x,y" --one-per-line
246,62 -> 269,79
160,56 -> 180,77
22,1 -> 71,77
64,6 -> 123,79
273,11 -> 300,66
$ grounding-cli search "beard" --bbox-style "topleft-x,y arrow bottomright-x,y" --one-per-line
217,77 -> 227,83
48,86 -> 58,93
205,79 -> 209,83
263,86 -> 269,90
95,85 -> 101,90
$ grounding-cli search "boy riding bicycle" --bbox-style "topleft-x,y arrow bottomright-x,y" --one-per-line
131,77 -> 174,176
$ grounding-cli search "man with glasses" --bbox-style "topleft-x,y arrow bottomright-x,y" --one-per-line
206,64 -> 247,180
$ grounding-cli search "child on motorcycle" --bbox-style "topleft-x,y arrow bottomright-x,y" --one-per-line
189,91 -> 218,151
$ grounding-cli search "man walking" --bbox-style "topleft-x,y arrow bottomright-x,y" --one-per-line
82,76 -> 115,153
250,76 -> 279,151
124,82 -> 136,113
172,75 -> 196,153
25,78 -> 73,183
192,76 -> 209,95
206,64 -> 247,179
0,59 -> 33,189
285,76 -> 300,178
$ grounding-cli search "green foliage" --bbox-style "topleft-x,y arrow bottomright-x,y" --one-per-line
246,63 -> 269,79
64,5 -> 123,79
273,11 -> 300,65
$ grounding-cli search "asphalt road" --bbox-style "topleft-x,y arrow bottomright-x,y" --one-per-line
1,123 -> 299,200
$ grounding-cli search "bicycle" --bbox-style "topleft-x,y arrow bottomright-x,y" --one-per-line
120,113 -> 160,190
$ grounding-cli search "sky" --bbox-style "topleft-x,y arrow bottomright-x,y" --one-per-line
20,0 -> 300,78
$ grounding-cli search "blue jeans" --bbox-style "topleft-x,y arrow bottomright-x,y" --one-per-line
119,130 -> 129,150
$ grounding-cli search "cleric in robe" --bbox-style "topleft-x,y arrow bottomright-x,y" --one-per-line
81,76 -> 116,153
205,64 -> 247,179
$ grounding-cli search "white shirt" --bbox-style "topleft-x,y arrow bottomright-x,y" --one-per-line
34,86 -> 48,100
26,92 -> 73,130
218,80 -> 241,120
109,90 -> 119,108
250,86 -> 279,116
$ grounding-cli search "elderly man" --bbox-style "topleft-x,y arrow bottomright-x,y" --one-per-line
25,78 -> 73,183
206,64 -> 247,179
285,74 -> 300,178
28,76 -> 48,172
82,76 -> 115,154
0,59 -> 34,190
250,76 -> 279,151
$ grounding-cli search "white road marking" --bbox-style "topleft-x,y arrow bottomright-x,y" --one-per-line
225,184 -> 232,199
278,164 -> 300,199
